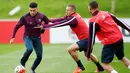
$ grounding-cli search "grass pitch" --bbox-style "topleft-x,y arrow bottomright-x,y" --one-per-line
0,43 -> 130,73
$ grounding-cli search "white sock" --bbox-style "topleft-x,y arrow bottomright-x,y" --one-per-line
128,65 -> 130,69
111,70 -> 118,73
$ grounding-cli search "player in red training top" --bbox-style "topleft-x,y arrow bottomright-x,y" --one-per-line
35,4 -> 104,73
87,1 -> 130,73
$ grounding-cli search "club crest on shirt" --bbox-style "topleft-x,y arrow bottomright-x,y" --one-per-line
38,19 -> 42,22
30,22 -> 32,24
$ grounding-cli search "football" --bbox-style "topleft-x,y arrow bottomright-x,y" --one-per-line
15,65 -> 26,73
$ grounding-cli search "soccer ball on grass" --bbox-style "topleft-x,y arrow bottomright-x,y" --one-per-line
14,65 -> 26,73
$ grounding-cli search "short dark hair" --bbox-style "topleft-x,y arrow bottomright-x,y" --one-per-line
89,1 -> 98,9
29,2 -> 37,8
68,4 -> 76,11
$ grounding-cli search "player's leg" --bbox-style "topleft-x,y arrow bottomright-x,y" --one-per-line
68,43 -> 79,61
101,44 -> 118,73
102,63 -> 117,73
90,54 -> 104,72
115,39 -> 130,70
82,38 -> 104,72
68,43 -> 85,72
84,51 -> 104,72
121,57 -> 130,69
31,37 -> 43,73
21,36 -> 33,67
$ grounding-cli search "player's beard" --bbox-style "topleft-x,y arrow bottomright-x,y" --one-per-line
30,12 -> 37,16
30,13 -> 35,16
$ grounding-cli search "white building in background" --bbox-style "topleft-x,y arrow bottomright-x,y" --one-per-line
50,18 -> 130,44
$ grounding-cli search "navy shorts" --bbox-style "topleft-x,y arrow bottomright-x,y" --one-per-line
102,39 -> 124,63
76,38 -> 88,52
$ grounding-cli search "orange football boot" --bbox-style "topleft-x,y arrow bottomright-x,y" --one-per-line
73,67 -> 84,73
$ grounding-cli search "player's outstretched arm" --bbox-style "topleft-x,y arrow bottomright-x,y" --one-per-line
110,14 -> 130,32
44,16 -> 77,28
34,16 -> 77,29
49,16 -> 67,23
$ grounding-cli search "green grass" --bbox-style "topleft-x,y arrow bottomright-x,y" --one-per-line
0,43 -> 130,73
0,0 -> 130,19
0,44 -> 24,55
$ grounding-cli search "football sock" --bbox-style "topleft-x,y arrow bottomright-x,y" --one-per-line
111,70 -> 118,73
76,60 -> 85,70
31,69 -> 35,73
128,65 -> 130,69
94,62 -> 104,71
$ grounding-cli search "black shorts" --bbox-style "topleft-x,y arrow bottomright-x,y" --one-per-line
102,39 -> 124,63
76,38 -> 88,52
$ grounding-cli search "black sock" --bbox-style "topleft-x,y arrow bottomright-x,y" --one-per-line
94,62 -> 104,71
76,60 -> 85,70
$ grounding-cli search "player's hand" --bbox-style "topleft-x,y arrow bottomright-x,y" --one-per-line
129,30 -> 130,33
85,52 -> 91,61
49,18 -> 52,22
10,38 -> 15,44
87,57 -> 91,61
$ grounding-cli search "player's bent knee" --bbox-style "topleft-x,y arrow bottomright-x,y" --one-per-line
120,56 -> 126,61
68,48 -> 76,54
26,48 -> 33,53
68,43 -> 78,53
102,63 -> 110,69
37,55 -> 42,60
68,48 -> 73,53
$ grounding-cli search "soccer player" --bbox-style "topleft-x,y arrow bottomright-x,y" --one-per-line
35,4 -> 104,73
86,1 -> 130,73
10,2 -> 49,73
